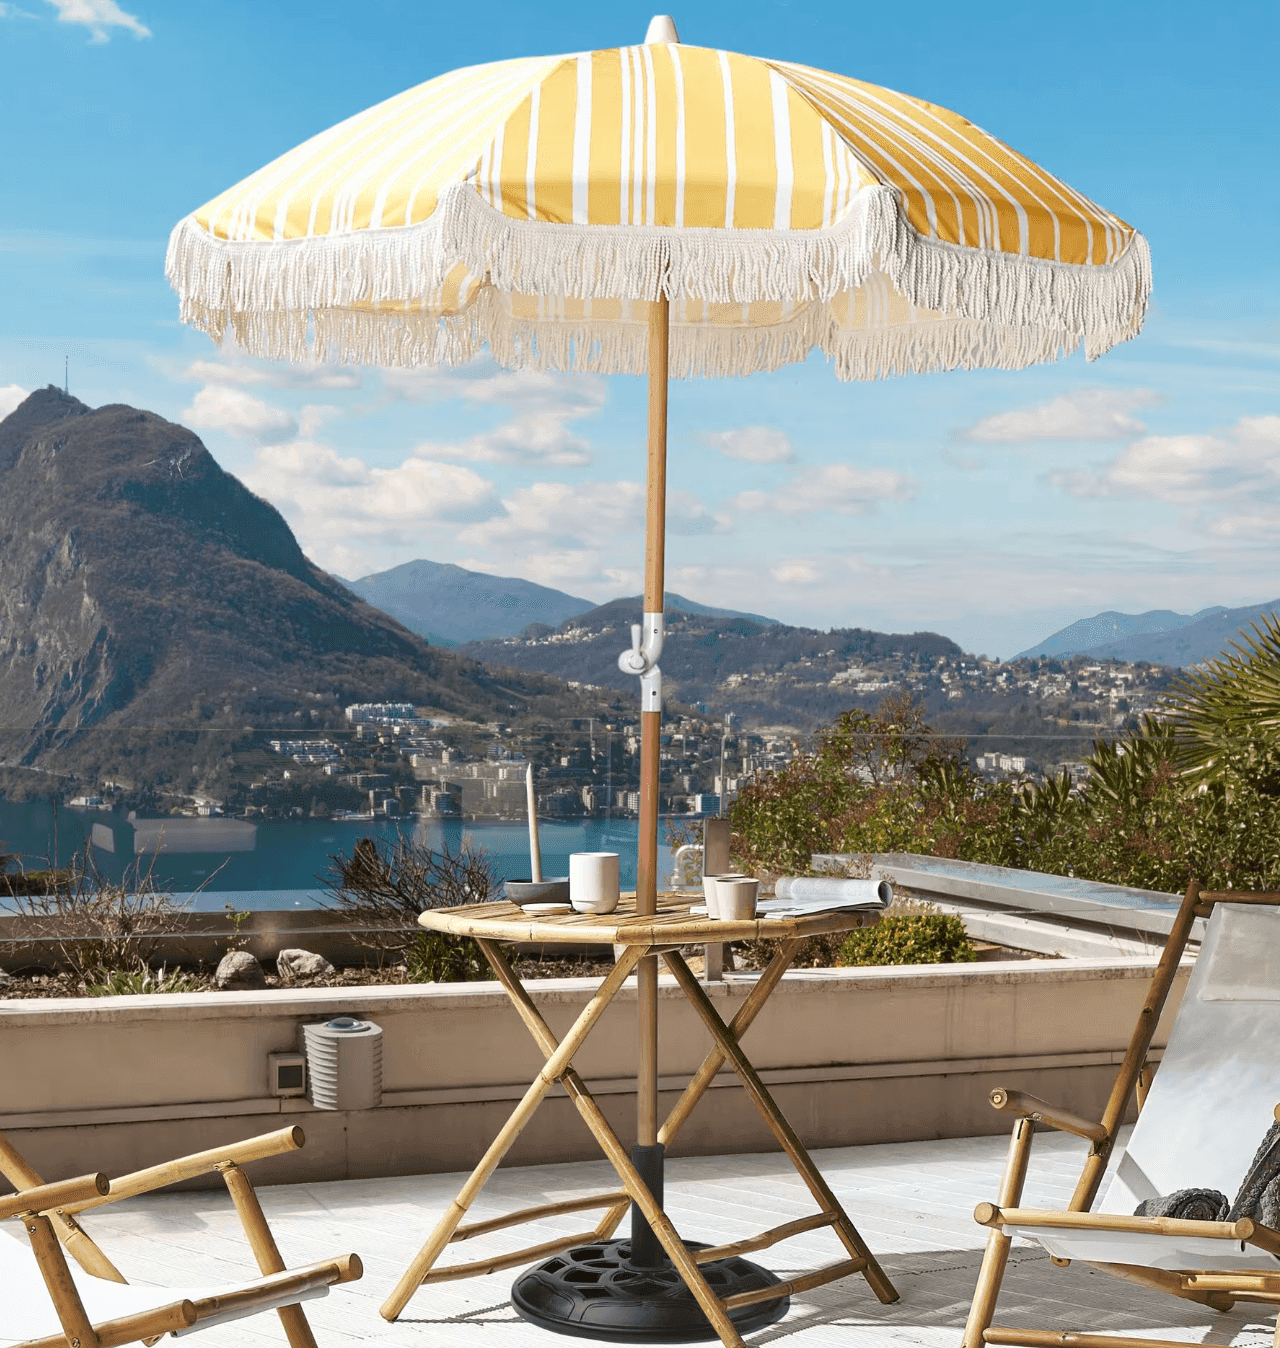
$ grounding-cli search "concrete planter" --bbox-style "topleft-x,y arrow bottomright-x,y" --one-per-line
1,956 -> 1185,1188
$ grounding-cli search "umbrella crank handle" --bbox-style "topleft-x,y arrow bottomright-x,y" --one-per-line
618,612 -> 665,710
617,613 -> 664,675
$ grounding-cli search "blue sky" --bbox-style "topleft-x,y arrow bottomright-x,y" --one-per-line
2,0 -> 1277,658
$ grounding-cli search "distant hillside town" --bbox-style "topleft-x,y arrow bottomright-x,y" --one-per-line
228,651 -> 1174,824
245,701 -> 794,823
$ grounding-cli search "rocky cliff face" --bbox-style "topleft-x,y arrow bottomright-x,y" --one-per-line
0,388 -> 567,765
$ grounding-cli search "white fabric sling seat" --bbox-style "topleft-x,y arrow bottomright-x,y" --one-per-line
1009,902 -> 1280,1271
961,883 -> 1280,1348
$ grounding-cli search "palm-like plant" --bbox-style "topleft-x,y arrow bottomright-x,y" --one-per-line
1084,714 -> 1183,809
1169,615 -> 1280,795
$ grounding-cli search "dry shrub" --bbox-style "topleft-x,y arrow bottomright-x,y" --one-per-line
8,847 -> 191,984
323,832 -> 498,971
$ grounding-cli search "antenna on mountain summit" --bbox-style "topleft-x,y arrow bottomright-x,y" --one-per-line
63,355 -> 69,397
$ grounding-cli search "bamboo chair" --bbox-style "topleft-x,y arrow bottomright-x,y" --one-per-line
962,880 -> 1280,1348
0,1124 -> 361,1348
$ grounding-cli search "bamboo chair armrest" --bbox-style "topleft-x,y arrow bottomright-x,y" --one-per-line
975,1205 -> 1280,1255
0,1172 -> 109,1221
63,1126 -> 305,1213
989,1088 -> 1108,1144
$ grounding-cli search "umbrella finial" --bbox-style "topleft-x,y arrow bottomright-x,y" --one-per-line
644,14 -> 679,43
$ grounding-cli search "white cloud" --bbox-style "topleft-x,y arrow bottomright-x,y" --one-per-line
963,388 -> 1161,443
380,365 -> 483,403
454,478 -> 726,593
459,480 -> 645,549
773,561 -> 819,584
0,5 -> 40,19
298,404 -> 337,438
409,370 -> 607,468
182,357 -> 360,391
1207,507 -> 1280,541
241,441 -> 498,556
1054,415 -> 1280,504
457,479 -> 726,549
46,0 -> 150,41
0,383 -> 29,417
705,426 -> 795,463
427,416 -> 592,467
458,369 -> 606,418
182,385 -> 298,444
731,463 -> 916,516
385,366 -> 605,415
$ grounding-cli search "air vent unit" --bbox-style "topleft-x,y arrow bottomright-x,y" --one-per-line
298,1016 -> 382,1110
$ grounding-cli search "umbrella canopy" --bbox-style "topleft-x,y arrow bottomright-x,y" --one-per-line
167,26 -> 1149,381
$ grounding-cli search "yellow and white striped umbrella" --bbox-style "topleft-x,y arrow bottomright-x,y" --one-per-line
167,22 -> 1150,380
166,28 -> 1153,1311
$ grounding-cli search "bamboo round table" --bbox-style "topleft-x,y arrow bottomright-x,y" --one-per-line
381,893 -> 899,1345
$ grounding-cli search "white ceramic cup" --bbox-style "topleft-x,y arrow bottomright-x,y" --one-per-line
570,852 -> 620,914
703,872 -> 747,919
715,877 -> 759,921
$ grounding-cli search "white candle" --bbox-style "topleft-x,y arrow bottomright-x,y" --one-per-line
526,763 -> 543,883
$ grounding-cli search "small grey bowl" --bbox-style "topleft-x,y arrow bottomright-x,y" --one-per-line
505,878 -> 570,906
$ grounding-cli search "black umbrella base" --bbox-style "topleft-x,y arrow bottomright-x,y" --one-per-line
511,1238 -> 789,1342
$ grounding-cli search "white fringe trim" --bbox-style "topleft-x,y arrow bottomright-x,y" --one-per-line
165,181 -> 1151,376
285,290 -> 1091,382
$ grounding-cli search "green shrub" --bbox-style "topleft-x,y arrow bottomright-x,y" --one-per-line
730,689 -> 1280,897
836,914 -> 977,967
405,931 -> 492,983
83,965 -> 208,996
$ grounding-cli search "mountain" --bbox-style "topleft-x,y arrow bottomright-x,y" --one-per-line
656,594 -> 778,627
1016,601 -> 1280,666
1014,608 -> 1224,660
460,600 -> 959,728
345,559 -> 593,646
0,388 -> 604,784
345,560 -> 779,646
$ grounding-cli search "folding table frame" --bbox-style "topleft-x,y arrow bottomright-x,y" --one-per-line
382,895 -> 899,1346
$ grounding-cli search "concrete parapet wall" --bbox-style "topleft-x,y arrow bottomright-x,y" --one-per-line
0,909 -> 601,971
0,957 -> 1185,1188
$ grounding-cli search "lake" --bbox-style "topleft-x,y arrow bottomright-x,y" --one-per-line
0,801 -> 679,909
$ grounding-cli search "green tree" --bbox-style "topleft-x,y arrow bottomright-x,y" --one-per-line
1170,615 -> 1280,795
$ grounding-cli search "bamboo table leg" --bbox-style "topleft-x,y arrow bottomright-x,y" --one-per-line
662,949 -> 900,1306
659,938 -> 803,1150
477,939 -> 750,1347
381,943 -> 647,1321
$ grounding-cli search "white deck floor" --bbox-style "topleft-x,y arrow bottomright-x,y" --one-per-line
69,1130 -> 1276,1347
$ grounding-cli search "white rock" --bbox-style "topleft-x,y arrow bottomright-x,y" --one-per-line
277,948 -> 334,981
215,950 -> 265,990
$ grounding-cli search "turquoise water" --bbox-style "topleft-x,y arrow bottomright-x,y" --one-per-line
0,801 -> 671,907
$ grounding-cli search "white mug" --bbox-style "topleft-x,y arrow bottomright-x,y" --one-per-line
570,852 -> 620,914
716,877 -> 759,921
703,872 -> 747,920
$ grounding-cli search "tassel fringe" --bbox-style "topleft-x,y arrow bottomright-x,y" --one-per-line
165,182 -> 1152,379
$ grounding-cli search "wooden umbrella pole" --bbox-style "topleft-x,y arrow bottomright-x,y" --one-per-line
636,294 -> 669,1130
629,294 -> 669,1268
637,294 -> 669,928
